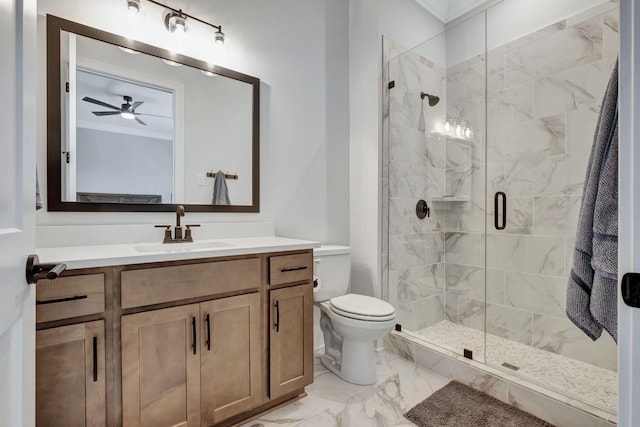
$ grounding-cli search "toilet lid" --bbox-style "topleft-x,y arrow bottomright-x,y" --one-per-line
329,294 -> 396,321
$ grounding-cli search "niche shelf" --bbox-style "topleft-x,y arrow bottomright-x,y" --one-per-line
430,196 -> 469,203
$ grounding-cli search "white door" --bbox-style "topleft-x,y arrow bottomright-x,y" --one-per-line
618,0 -> 640,426
0,0 -> 37,426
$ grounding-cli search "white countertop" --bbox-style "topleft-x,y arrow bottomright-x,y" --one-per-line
36,236 -> 320,270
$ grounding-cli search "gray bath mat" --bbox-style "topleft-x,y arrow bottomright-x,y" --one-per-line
404,381 -> 555,427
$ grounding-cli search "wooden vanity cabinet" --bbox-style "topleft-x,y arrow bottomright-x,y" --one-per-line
36,249 -> 315,427
35,272 -> 108,427
200,293 -> 262,425
269,284 -> 314,399
121,304 -> 201,427
36,320 -> 106,427
121,293 -> 262,427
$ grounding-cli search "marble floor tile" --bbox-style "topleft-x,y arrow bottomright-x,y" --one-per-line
241,349 -> 449,427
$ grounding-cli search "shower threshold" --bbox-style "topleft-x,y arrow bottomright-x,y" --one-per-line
411,320 -> 616,414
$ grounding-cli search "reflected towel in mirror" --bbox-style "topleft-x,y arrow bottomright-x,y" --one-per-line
212,170 -> 231,205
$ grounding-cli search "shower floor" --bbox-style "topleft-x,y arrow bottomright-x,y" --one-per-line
414,320 -> 617,411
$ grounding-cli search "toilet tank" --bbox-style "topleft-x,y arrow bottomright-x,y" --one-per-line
313,245 -> 351,302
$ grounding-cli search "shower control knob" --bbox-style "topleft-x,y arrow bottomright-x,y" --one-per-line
416,199 -> 430,219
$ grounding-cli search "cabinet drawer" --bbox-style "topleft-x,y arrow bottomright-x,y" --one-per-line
269,252 -> 313,286
121,257 -> 261,309
36,274 -> 105,323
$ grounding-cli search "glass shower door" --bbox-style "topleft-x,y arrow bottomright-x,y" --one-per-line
385,10 -> 488,362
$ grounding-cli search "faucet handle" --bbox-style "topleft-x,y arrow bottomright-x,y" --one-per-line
154,224 -> 172,243
184,224 -> 200,241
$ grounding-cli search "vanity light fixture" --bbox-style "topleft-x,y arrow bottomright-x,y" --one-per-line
127,0 -> 141,13
164,10 -> 188,33
137,0 -> 226,45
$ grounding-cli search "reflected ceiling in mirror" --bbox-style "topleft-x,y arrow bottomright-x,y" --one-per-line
47,15 -> 260,212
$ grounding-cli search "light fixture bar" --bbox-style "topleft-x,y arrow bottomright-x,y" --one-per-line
144,0 -> 223,33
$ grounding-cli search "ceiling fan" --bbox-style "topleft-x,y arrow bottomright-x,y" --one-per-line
82,95 -> 169,126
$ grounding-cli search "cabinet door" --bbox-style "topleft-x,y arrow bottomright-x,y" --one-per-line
269,284 -> 313,399
200,293 -> 262,425
121,304 -> 200,427
36,320 -> 106,427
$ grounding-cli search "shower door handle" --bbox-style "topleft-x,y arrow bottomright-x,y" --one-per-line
494,192 -> 506,230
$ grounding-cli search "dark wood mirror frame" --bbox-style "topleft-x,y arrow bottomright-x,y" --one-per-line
46,14 -> 260,213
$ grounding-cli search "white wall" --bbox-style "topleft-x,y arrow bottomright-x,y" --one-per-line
76,129 -> 173,202
36,0 -> 349,245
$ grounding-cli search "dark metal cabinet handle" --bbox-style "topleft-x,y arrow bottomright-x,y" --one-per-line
26,254 -> 67,284
494,192 -> 507,230
192,317 -> 197,355
205,313 -> 211,351
36,295 -> 87,305
92,336 -> 98,382
281,266 -> 308,273
274,301 -> 280,332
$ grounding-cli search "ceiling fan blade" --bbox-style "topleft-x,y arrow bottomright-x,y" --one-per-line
135,117 -> 147,126
92,111 -> 121,116
136,112 -> 172,118
82,97 -> 120,110
131,101 -> 144,110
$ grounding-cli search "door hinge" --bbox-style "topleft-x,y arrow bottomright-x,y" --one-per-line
65,82 -> 69,92
62,151 -> 70,164
388,80 -> 395,89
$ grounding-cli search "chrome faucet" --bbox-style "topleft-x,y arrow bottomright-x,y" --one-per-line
155,205 -> 200,243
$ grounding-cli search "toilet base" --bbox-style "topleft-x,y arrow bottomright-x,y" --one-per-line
321,339 -> 377,385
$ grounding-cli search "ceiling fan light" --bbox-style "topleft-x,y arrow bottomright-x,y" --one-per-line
120,111 -> 136,120
127,0 -> 140,14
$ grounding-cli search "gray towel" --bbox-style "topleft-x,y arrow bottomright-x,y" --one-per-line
212,170 -> 231,205
566,60 -> 618,342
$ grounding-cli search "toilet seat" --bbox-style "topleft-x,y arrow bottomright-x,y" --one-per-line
329,294 -> 396,322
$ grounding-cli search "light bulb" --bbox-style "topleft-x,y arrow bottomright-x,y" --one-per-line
465,127 -> 472,139
443,120 -> 451,135
162,59 -> 182,67
214,30 -> 225,45
118,46 -> 140,55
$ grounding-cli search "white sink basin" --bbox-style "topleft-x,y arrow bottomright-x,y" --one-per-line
134,240 -> 235,253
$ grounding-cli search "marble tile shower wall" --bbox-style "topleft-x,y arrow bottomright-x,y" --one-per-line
443,5 -> 619,372
387,41 -> 449,332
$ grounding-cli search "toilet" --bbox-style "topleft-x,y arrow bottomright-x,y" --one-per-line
313,245 -> 396,385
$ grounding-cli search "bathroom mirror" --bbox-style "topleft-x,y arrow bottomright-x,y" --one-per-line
46,15 -> 259,212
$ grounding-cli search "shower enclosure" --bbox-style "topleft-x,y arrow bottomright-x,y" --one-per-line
384,1 -> 619,415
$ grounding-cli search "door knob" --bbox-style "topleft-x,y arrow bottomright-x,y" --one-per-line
26,254 -> 67,284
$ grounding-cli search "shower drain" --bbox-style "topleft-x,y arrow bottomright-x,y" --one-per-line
501,362 -> 520,371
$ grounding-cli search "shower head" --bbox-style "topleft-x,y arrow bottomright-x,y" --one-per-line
420,92 -> 440,106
